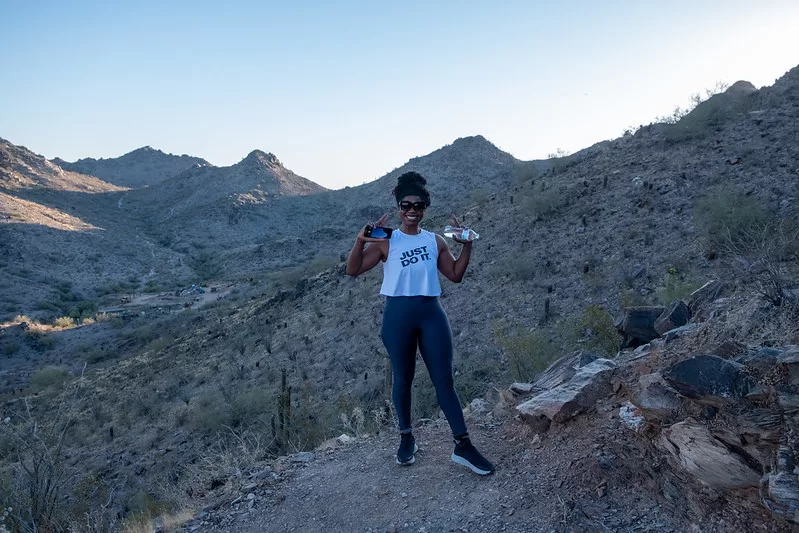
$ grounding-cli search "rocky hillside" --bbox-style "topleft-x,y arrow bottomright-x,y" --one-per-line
0,65 -> 797,532
53,146 -> 210,189
1,138 -> 127,193
0,139 -> 195,330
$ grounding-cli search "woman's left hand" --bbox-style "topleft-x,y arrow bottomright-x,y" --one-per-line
448,213 -> 471,245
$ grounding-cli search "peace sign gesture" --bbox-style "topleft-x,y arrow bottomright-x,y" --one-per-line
357,213 -> 390,243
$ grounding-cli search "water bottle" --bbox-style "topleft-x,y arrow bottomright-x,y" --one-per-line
444,225 -> 479,241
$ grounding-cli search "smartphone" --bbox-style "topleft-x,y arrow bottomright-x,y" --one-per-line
364,225 -> 393,239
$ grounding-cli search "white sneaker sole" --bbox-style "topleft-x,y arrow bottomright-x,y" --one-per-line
396,443 -> 419,465
451,453 -> 493,475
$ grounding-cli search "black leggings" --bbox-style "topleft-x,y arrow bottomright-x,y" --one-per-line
381,296 -> 467,437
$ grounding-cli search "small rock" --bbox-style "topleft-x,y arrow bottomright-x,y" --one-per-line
336,434 -> 354,445
510,382 -> 535,394
661,323 -> 701,342
633,373 -> 683,422
291,452 -> 315,463
736,346 -> 782,375
619,402 -> 645,431
470,398 -> 489,413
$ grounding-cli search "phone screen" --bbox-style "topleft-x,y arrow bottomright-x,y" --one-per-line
370,227 -> 389,239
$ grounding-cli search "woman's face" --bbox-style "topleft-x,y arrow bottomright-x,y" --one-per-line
398,195 -> 426,227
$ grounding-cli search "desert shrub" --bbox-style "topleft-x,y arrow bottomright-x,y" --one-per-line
2,343 -> 19,356
410,368 -> 439,420
470,189 -> 490,206
54,316 -> 76,329
118,491 -> 173,533
31,367 -> 70,390
694,191 -> 773,251
36,301 -> 60,312
191,388 -> 270,433
558,305 -> 620,358
68,300 -> 96,320
657,268 -> 701,305
455,358 -> 502,404
489,256 -> 535,281
14,315 -> 33,324
619,287 -> 649,309
514,161 -> 538,184
523,188 -> 564,217
495,327 -> 557,381
25,331 -> 55,352
84,348 -> 110,364
189,251 -> 222,280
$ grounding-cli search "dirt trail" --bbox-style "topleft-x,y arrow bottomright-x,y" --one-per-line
187,409 -> 785,533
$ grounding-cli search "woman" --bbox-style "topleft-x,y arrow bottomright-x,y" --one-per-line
346,171 -> 494,475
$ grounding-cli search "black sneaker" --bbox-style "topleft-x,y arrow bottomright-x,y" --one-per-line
451,437 -> 494,475
396,433 -> 418,465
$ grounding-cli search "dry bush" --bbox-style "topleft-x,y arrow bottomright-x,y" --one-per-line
557,305 -> 620,358
723,220 -> 799,308
30,368 -> 70,391
1,394 -> 76,532
523,188 -> 564,218
494,326 -> 556,382
657,269 -> 701,306
694,190 -> 773,251
488,255 -> 534,281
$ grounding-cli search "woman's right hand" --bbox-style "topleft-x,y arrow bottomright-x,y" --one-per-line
357,213 -> 390,244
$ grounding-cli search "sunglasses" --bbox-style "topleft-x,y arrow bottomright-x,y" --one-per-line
399,201 -> 427,212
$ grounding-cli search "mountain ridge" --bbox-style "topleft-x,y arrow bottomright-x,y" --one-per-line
54,146 -> 211,189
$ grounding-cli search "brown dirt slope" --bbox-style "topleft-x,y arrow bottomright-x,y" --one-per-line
189,414 -> 784,533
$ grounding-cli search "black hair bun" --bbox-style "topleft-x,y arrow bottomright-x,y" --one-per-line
393,171 -> 431,205
397,171 -> 426,188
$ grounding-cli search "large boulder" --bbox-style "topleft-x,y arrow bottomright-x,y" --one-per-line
531,350 -> 599,391
654,300 -> 692,336
663,355 -> 755,406
517,359 -> 616,432
659,420 -> 760,490
616,306 -> 665,348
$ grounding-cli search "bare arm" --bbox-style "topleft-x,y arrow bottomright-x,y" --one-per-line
346,214 -> 389,277
346,236 -> 387,276
436,234 -> 472,283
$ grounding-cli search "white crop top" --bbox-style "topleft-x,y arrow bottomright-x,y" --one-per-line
379,229 -> 441,297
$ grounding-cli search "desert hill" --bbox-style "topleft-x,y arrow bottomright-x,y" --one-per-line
122,148 -> 327,223
0,65 -> 798,532
1,138 -> 127,194
53,146 -> 210,189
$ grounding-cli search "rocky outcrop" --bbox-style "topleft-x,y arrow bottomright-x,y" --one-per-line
516,358 -> 615,432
